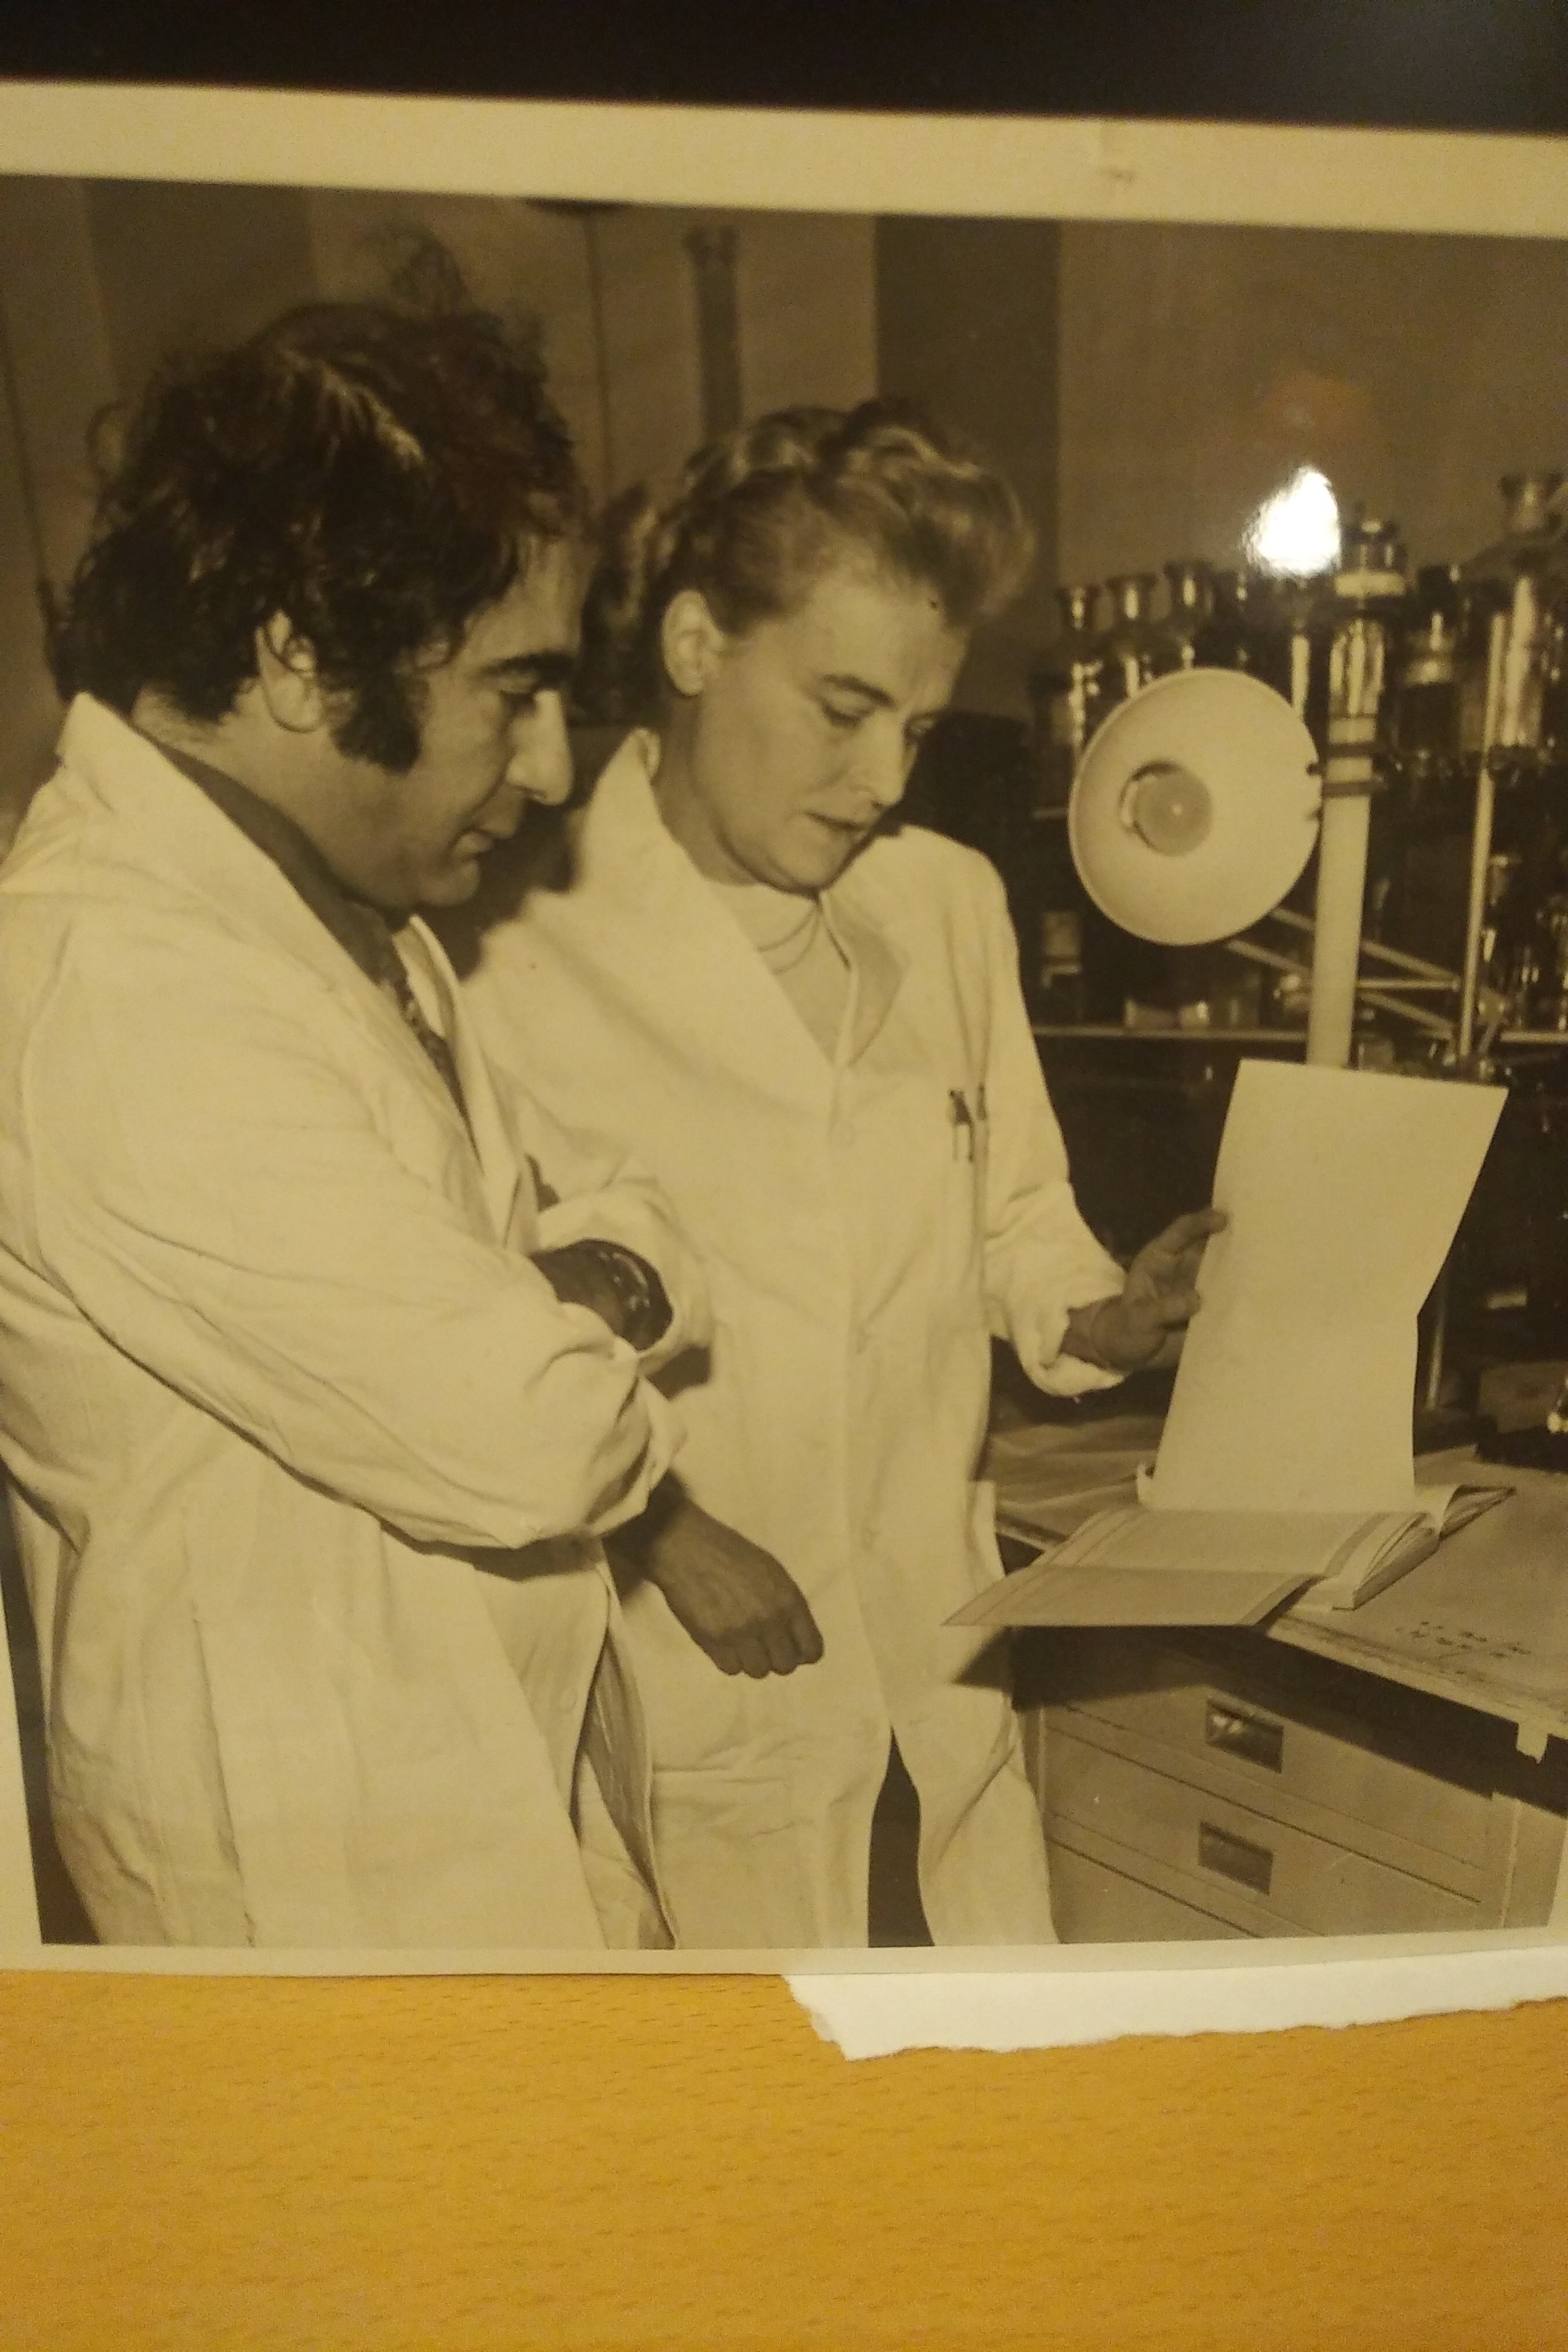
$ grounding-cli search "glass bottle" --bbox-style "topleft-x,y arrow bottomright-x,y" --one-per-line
1497,571 -> 1550,776
1035,905 -> 1087,1026
1094,573 -> 1174,713
1192,568 -> 1297,700
1396,563 -> 1462,791
1461,473 -> 1566,778
1161,560 -> 1214,671
1480,849 -> 1526,1025
1539,605 -> 1568,764
1239,569 -> 1316,712
1329,517 -> 1409,736
1192,568 -> 1250,669
1537,892 -> 1568,1032
1456,575 -> 1512,762
1026,584 -> 1102,815
1463,470 -> 1564,586
1272,571 -> 1333,738
1319,521 -> 1409,1033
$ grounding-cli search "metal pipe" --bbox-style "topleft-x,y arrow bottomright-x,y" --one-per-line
1341,977 -> 1453,993
1269,907 -> 1456,983
1307,793 -> 1372,1066
1228,939 -> 1451,994
1456,764 -> 1499,1064
1457,612 -> 1511,1063
1353,985 -> 1458,1039
1222,938 -> 1309,976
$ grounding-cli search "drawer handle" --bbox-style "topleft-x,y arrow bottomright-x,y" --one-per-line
1204,1699 -> 1284,1773
1198,1820 -> 1275,1896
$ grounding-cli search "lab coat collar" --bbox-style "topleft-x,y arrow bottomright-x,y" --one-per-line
51,696 -> 398,1005
587,731 -> 909,1075
46,697 -> 511,1221
819,862 -> 909,1065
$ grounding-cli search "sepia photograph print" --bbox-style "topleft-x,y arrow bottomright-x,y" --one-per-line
1,90 -> 1567,1977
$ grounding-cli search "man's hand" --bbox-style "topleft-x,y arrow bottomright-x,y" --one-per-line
610,1482 -> 824,1679
1066,1208 -> 1228,1373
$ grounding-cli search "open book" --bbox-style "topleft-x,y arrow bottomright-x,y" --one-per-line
956,1062 -> 1511,1634
953,1480 -> 1510,1629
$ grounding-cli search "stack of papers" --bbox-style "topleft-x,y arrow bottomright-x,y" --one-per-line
957,1061 -> 1509,1631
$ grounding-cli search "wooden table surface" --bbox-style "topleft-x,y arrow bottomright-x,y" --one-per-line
1,1968 -> 1565,2350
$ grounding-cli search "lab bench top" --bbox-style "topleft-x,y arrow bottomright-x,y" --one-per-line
985,1413 -> 1568,1759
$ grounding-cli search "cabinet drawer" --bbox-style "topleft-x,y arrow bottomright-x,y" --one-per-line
1047,1841 -> 1249,1944
1044,1731 -> 1479,1935
1033,1632 -> 1493,1870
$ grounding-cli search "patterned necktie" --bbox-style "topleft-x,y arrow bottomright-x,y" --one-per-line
386,960 -> 470,1126
345,905 -> 471,1130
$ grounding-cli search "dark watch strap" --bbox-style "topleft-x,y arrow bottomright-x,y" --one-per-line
586,1240 -> 672,1352
533,1239 -> 673,1352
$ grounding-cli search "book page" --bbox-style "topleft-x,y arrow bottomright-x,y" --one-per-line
1146,1064 -> 1505,1515
1053,1502 -> 1415,1579
950,1548 -> 1305,1628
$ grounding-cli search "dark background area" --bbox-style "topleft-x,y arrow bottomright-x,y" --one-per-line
0,1 -> 1566,133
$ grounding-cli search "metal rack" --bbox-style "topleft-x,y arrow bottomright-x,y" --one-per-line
1028,492 -> 1568,1081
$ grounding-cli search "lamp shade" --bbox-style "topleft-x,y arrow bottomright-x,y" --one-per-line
1068,668 -> 1322,945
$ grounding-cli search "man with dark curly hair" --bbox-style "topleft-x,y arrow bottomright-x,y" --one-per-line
0,302 -> 732,1949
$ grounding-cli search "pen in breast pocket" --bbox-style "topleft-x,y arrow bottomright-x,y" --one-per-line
949,1089 -> 974,1161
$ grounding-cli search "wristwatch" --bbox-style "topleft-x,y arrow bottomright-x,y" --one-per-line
533,1239 -> 673,1351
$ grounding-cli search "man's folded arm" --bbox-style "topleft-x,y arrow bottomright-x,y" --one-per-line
21,934 -> 677,1549
490,1053 -> 714,1373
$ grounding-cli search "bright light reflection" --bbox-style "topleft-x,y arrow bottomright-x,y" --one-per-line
1242,466 -> 1341,577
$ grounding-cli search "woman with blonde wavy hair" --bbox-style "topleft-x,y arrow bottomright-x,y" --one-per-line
462,401 -> 1217,1948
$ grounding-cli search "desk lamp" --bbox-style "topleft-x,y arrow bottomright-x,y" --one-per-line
1069,664 -> 1368,1068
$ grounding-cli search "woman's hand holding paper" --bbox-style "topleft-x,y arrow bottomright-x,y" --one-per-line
1067,1208 -> 1227,1374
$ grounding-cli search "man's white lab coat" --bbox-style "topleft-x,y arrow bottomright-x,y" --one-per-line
0,698 -> 709,1948
462,734 -> 1126,1948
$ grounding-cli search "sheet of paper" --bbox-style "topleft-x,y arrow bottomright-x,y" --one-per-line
787,1936 -> 1568,2058
1147,1063 -> 1504,1515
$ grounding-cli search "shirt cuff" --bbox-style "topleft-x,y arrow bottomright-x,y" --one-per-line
583,1367 -> 685,1537
1014,1283 -> 1128,1398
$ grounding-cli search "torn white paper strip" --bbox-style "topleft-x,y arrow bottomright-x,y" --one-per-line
788,1935 -> 1568,2057
1148,1063 -> 1505,1516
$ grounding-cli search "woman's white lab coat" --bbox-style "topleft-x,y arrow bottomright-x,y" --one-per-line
0,698 -> 709,1948
462,734 -> 1125,1947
